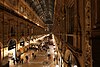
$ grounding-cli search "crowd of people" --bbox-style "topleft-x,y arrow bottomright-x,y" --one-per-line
11,51 -> 37,65
12,56 -> 24,65
11,38 -> 52,65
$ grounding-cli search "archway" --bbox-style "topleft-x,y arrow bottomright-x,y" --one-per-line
8,39 -> 17,66
0,42 -> 3,65
8,39 -> 16,59
20,37 -> 25,46
0,42 -> 3,60
17,37 -> 25,56
64,49 -> 80,67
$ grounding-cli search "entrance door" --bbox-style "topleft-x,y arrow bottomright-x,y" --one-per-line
8,40 -> 16,59
92,37 -> 100,67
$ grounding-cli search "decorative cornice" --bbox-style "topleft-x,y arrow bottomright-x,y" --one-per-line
0,4 -> 45,29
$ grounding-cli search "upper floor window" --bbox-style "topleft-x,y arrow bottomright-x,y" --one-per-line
11,27 -> 15,36
67,5 -> 74,34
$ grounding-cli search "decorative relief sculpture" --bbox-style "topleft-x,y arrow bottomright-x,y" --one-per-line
85,0 -> 92,67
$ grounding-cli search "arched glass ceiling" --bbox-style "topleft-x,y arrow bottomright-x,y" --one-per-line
25,0 -> 55,24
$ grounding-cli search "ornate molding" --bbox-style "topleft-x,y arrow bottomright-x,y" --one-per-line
85,0 -> 92,67
85,0 -> 91,40
85,41 -> 92,67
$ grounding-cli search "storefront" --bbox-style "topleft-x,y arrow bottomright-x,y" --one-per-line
17,37 -> 30,56
17,38 -> 25,54
8,39 -> 16,59
24,41 -> 30,52
3,39 -> 16,67
8,49 -> 15,59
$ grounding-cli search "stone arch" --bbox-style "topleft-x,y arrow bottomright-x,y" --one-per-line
7,38 -> 17,45
19,37 -> 25,46
7,38 -> 17,59
64,49 -> 81,67
72,54 -> 81,67
0,42 -> 3,60
0,42 -> 3,49
8,39 -> 17,50
20,37 -> 25,41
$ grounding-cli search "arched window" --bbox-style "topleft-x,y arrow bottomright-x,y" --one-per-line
8,40 -> 16,50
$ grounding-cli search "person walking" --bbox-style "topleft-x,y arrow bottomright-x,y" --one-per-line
16,57 -> 19,64
32,52 -> 34,59
34,54 -> 36,59
25,56 -> 28,63
12,58 -> 15,65
21,58 -> 24,64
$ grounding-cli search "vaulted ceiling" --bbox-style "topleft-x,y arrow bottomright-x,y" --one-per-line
25,0 -> 55,24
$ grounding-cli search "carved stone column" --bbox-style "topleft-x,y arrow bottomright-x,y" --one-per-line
84,0 -> 92,67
